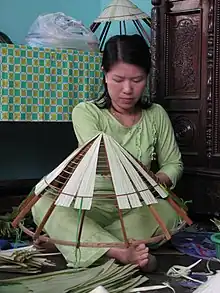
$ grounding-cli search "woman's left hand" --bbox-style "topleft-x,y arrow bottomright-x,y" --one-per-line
155,172 -> 172,187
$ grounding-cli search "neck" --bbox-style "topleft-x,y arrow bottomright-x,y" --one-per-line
111,103 -> 138,115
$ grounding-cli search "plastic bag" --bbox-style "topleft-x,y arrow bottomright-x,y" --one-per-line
26,12 -> 99,51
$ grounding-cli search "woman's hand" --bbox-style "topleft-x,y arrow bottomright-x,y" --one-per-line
155,172 -> 172,188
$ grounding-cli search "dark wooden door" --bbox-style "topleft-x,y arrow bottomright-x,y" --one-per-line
151,0 -> 220,215
154,0 -> 209,168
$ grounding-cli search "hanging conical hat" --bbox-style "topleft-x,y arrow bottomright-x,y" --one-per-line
94,0 -> 149,22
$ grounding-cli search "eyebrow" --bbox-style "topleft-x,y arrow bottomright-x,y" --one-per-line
113,74 -> 144,79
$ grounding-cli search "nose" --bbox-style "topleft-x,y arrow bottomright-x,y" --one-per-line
122,80 -> 133,94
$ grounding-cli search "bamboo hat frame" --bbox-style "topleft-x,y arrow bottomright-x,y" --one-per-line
12,133 -> 192,249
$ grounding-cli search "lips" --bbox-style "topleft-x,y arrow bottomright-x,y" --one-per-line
120,98 -> 134,103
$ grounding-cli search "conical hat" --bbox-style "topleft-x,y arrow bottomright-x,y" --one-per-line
94,0 -> 149,22
34,132 -> 168,210
11,132 -> 193,248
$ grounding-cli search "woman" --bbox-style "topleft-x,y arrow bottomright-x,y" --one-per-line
32,34 -> 183,272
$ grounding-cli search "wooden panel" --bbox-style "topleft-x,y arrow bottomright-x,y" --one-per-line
161,0 -> 206,167
166,12 -> 201,100
210,0 -> 220,167
168,109 -> 201,166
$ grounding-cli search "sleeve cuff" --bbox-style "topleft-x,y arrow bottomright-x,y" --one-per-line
158,164 -> 183,189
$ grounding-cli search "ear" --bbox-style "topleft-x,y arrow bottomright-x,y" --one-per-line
102,69 -> 108,83
101,66 -> 108,83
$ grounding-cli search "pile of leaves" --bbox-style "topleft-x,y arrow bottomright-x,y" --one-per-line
0,206 -> 35,241
0,259 -> 148,293
0,246 -> 56,274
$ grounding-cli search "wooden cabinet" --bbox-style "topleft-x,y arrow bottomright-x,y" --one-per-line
151,0 -> 220,215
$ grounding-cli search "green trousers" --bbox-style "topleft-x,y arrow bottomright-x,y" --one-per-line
32,191 -> 180,268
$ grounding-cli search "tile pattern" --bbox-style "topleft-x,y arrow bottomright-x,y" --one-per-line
0,44 -> 103,121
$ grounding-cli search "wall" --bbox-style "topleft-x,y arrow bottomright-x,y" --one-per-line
0,0 -> 101,44
0,0 -> 152,45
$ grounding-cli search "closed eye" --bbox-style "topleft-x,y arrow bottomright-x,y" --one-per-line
113,78 -> 124,83
132,77 -> 144,83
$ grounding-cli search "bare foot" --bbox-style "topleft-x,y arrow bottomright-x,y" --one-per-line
106,244 -> 157,272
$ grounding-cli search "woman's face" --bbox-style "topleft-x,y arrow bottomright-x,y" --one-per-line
105,61 -> 147,110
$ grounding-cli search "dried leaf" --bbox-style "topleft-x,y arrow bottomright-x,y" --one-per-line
0,260 -> 148,293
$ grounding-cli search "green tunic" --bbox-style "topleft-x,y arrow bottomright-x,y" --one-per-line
32,102 -> 183,268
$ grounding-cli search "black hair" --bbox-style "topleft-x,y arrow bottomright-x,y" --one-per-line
95,34 -> 152,109
0,31 -> 13,44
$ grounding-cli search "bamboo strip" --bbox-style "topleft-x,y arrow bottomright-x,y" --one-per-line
104,135 -> 141,209
35,134 -> 100,196
167,197 -> 193,225
148,205 -> 171,240
76,210 -> 86,248
55,136 -> 101,207
111,137 -> 168,198
116,204 -> 129,247
12,195 -> 40,228
18,192 -> 36,212
110,138 -> 157,205
19,223 -> 165,248
74,135 -> 101,210
34,196 -> 58,240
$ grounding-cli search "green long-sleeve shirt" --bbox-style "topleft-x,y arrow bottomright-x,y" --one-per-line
72,101 -> 183,187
